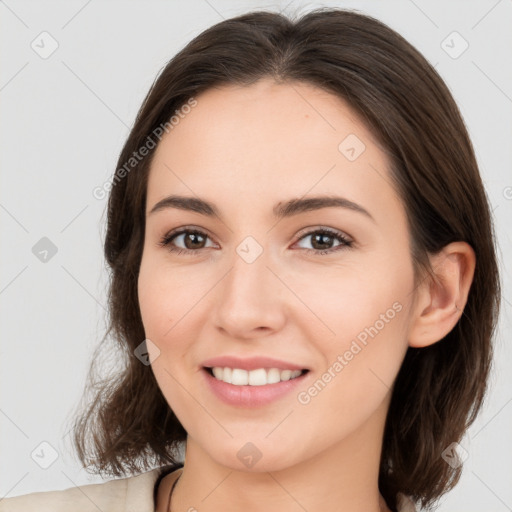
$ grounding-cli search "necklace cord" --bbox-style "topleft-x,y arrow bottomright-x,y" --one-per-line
166,473 -> 181,512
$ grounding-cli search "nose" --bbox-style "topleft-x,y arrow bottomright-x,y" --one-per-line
212,244 -> 287,340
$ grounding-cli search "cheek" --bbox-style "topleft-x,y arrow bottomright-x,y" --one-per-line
137,265 -> 169,336
294,301 -> 410,442
138,256 -> 199,334
289,258 -> 411,343
137,261 -> 192,408
137,258 -> 185,370
137,257 -> 212,378
293,260 -> 412,406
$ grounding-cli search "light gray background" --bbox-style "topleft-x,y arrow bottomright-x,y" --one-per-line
1,1 -> 511,510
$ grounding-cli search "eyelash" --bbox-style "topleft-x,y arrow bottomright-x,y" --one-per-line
157,226 -> 353,256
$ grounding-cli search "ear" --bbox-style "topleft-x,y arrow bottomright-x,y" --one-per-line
408,241 -> 476,348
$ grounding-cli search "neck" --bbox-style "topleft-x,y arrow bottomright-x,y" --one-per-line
170,401 -> 391,512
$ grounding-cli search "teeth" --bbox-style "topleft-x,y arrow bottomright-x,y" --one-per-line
210,367 -> 304,386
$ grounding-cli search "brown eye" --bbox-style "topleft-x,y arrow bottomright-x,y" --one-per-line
311,232 -> 335,250
159,229 -> 215,255
295,228 -> 353,255
180,231 -> 207,249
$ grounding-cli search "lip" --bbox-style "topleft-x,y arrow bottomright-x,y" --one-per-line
202,366 -> 309,407
201,355 -> 308,372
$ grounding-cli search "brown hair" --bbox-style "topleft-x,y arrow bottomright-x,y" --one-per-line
70,7 -> 501,511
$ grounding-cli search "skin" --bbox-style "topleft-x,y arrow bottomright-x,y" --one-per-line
137,79 -> 475,512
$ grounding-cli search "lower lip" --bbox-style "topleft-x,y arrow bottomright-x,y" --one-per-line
202,368 -> 309,407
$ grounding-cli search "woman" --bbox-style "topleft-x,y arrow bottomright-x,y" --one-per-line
1,7 -> 500,512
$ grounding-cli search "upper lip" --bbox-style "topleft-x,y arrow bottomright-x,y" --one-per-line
201,355 -> 309,371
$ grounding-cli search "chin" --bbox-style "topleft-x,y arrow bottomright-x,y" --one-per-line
199,436 -> 309,473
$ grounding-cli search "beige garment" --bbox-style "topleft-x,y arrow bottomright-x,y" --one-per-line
0,467 -> 163,512
0,466 -> 418,511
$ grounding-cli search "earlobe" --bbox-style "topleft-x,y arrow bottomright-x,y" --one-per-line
408,241 -> 476,348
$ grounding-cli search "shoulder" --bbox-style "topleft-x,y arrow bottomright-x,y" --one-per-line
0,466 -> 168,512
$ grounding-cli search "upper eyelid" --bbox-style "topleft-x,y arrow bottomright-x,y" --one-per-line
164,226 -> 218,244
295,225 -> 352,241
163,226 -> 352,246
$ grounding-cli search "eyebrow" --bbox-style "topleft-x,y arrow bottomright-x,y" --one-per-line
148,194 -> 375,222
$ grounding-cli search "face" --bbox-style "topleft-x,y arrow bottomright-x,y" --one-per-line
138,79 -> 417,472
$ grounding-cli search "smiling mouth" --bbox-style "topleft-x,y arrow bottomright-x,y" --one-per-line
204,366 -> 309,386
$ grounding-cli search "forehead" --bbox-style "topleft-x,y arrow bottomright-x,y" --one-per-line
169,79 -> 377,151
145,79 -> 402,226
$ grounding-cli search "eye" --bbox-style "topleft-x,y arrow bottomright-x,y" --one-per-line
294,227 -> 353,255
158,226 -> 353,256
158,228 -> 216,256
